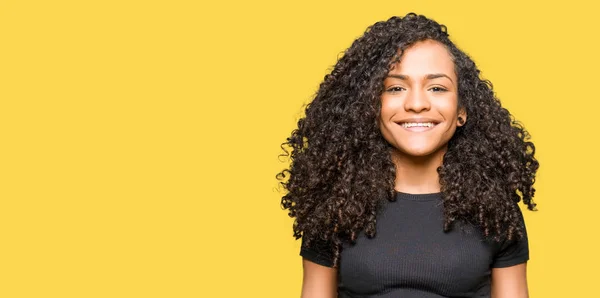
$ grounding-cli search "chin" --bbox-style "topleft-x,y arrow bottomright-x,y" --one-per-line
396,143 -> 445,158
403,150 -> 436,157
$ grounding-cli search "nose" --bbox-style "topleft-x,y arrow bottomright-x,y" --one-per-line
404,88 -> 430,112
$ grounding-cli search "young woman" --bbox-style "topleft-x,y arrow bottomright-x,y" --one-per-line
277,13 -> 538,298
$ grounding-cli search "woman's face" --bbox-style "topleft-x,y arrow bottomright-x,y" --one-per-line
379,39 -> 466,159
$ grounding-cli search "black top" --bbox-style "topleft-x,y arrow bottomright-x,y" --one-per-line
300,191 -> 529,298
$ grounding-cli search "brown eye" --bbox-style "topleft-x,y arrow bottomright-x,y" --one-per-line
387,87 -> 405,93
429,87 -> 448,92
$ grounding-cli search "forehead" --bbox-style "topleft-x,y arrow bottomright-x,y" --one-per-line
388,40 -> 455,76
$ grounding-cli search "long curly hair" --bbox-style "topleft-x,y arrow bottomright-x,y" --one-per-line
276,12 -> 539,267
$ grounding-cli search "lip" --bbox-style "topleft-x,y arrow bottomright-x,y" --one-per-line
394,117 -> 441,125
394,117 -> 441,132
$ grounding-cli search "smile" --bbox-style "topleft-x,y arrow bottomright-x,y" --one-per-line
398,122 -> 438,132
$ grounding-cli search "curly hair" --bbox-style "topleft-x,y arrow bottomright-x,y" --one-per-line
276,12 -> 539,267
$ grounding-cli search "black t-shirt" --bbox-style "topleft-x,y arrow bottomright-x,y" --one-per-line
300,191 -> 529,298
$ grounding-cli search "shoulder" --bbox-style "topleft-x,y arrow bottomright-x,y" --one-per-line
300,235 -> 336,268
490,206 -> 530,268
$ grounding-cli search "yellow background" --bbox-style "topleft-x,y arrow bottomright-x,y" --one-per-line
1,0 -> 598,297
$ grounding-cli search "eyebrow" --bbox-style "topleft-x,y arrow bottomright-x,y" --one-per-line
386,73 -> 454,84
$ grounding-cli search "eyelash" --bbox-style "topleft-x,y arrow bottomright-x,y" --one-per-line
386,86 -> 448,93
430,87 -> 447,92
387,87 -> 405,92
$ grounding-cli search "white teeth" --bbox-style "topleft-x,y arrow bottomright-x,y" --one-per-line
401,122 -> 435,128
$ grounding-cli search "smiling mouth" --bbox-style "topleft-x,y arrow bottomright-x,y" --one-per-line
395,122 -> 439,132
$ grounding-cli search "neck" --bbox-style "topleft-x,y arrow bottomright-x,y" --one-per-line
391,145 -> 447,194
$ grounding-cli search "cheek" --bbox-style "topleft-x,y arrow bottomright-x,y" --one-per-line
378,99 -> 394,138
438,96 -> 459,120
379,96 -> 397,118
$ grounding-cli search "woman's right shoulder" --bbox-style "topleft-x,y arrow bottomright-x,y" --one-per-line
300,235 -> 336,268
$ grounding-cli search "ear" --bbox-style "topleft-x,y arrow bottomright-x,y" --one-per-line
457,108 -> 467,127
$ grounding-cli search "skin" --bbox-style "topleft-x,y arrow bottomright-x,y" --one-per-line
491,263 -> 529,298
300,260 -> 337,298
301,39 -> 528,298
379,39 -> 466,195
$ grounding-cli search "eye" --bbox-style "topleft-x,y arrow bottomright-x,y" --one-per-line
386,86 -> 405,93
429,86 -> 448,92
